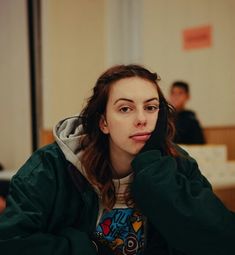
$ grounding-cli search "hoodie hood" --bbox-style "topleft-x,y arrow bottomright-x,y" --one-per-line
54,115 -> 135,215
53,115 -> 89,179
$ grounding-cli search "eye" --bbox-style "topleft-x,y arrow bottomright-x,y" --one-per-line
145,105 -> 159,112
119,106 -> 132,113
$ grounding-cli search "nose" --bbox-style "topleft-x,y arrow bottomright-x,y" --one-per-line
134,110 -> 147,127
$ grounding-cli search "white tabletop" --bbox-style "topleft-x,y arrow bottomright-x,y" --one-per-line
0,170 -> 18,181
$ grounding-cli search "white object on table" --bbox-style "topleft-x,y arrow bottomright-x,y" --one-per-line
0,170 -> 18,181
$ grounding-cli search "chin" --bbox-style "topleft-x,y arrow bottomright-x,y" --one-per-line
131,146 -> 144,156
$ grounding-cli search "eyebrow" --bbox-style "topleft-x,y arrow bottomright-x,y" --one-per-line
114,97 -> 159,105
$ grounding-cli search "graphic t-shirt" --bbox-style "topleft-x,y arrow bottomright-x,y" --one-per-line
94,173 -> 145,255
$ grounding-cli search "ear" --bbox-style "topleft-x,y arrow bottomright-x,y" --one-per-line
99,115 -> 109,134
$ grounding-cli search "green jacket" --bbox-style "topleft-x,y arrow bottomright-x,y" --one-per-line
0,143 -> 234,255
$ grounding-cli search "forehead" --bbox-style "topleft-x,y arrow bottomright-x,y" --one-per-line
171,86 -> 188,94
108,77 -> 159,101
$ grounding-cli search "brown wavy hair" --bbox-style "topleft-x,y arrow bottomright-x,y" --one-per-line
80,64 -> 177,210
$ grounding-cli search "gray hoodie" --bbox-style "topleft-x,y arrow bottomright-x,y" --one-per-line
53,115 -> 92,186
53,115 -> 135,225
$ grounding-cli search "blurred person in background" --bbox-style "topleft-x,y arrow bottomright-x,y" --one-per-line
169,81 -> 205,144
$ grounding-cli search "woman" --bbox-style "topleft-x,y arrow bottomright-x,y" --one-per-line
0,65 -> 234,255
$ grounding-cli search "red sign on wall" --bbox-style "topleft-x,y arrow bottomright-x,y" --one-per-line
183,25 -> 212,50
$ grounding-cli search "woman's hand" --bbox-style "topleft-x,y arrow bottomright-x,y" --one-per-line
140,100 -> 168,154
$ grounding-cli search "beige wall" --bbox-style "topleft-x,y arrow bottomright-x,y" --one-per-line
0,0 -> 31,169
142,0 -> 235,127
41,0 -> 235,128
42,0 -> 107,129
1,0 -> 235,169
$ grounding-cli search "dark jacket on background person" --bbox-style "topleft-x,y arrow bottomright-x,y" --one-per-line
173,110 -> 205,145
0,116 -> 234,255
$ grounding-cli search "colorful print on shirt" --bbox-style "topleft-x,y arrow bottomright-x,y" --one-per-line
94,208 -> 145,255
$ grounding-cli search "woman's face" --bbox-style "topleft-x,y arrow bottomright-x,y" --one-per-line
99,77 -> 159,161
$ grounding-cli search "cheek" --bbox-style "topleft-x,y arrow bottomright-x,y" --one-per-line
105,113 -> 125,136
106,115 -> 119,130
109,119 -> 128,135
106,109 -> 130,127
106,115 -> 131,140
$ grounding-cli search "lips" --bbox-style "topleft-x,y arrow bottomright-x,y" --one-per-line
130,132 -> 151,142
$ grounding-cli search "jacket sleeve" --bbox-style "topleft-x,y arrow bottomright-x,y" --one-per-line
0,148 -> 97,255
131,150 -> 235,255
